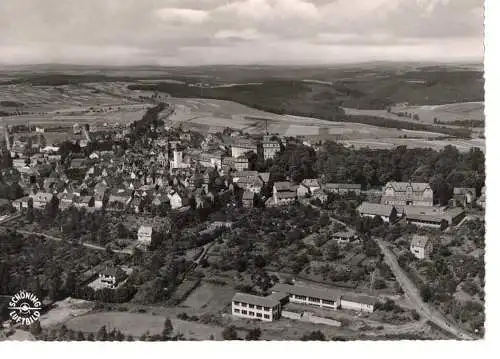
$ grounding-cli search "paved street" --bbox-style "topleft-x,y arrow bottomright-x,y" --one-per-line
373,237 -> 476,340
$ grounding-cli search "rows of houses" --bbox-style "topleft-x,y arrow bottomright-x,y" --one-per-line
231,283 -> 378,322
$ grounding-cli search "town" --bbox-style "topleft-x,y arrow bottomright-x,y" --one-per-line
0,93 -> 485,341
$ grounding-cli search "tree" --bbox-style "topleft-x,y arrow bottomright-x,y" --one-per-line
222,325 -> 239,340
301,330 -> 326,341
30,320 -> 42,336
245,328 -> 261,340
96,325 -> 108,341
162,318 -> 173,337
420,285 -> 433,303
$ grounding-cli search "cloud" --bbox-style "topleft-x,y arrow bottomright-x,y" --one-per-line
0,0 -> 484,65
155,8 -> 209,24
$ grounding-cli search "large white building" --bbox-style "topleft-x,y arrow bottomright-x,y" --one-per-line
232,292 -> 285,322
381,182 -> 433,207
262,135 -> 281,160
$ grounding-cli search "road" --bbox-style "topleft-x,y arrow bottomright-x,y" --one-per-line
300,199 -> 476,340
373,237 -> 475,340
15,230 -> 132,255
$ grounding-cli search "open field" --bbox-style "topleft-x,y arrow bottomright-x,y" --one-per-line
180,282 -> 234,313
339,137 -> 485,153
39,297 -> 94,328
166,97 -> 445,140
343,102 -> 484,126
65,311 -> 223,339
0,83 -> 149,131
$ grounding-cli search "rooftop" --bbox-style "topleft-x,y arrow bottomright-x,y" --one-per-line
232,292 -> 279,308
411,234 -> 430,248
384,182 -> 431,192
357,202 -> 395,217
272,283 -> 342,302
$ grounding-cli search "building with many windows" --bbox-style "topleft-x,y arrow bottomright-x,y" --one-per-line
381,182 -> 433,207
231,292 -> 284,322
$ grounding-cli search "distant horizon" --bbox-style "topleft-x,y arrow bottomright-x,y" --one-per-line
0,59 -> 484,70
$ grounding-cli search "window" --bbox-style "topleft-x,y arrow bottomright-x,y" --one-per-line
264,307 -> 270,312
234,309 -> 240,313
256,305 -> 262,310
249,311 -> 255,316
256,313 -> 262,318
233,301 -> 240,306
309,297 -> 320,303
248,304 -> 255,309
242,310 -> 247,315
323,299 -> 336,306
264,314 -> 270,319
241,303 -> 247,307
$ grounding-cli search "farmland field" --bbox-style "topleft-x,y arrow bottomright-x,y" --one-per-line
343,102 -> 484,125
65,311 -> 223,339
166,97 -> 445,140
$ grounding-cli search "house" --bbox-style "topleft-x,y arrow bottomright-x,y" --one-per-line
297,178 -> 321,197
234,156 -> 249,172
410,234 -> 433,259
58,192 -> 75,209
331,230 -> 358,244
94,183 -> 108,209
107,189 -> 132,211
232,292 -> 282,322
357,202 -> 398,223
12,158 -> 26,169
381,182 -> 433,207
170,150 -> 190,169
137,225 -> 153,246
30,192 -> 53,210
167,191 -> 186,209
339,294 -> 377,313
232,171 -> 263,194
453,187 -> 476,206
322,183 -> 362,195
74,195 -> 93,209
262,135 -> 281,160
312,189 -> 328,203
231,138 -> 258,158
242,190 -> 256,208
269,182 -> 297,206
198,151 -> 224,169
12,197 -> 30,212
98,266 -> 126,289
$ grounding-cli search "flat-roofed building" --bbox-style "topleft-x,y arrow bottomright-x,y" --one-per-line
410,234 -> 433,259
339,294 -> 377,313
232,292 -> 282,322
271,283 -> 341,310
401,205 -> 465,228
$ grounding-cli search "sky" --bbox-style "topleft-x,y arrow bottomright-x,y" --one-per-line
0,0 -> 484,66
